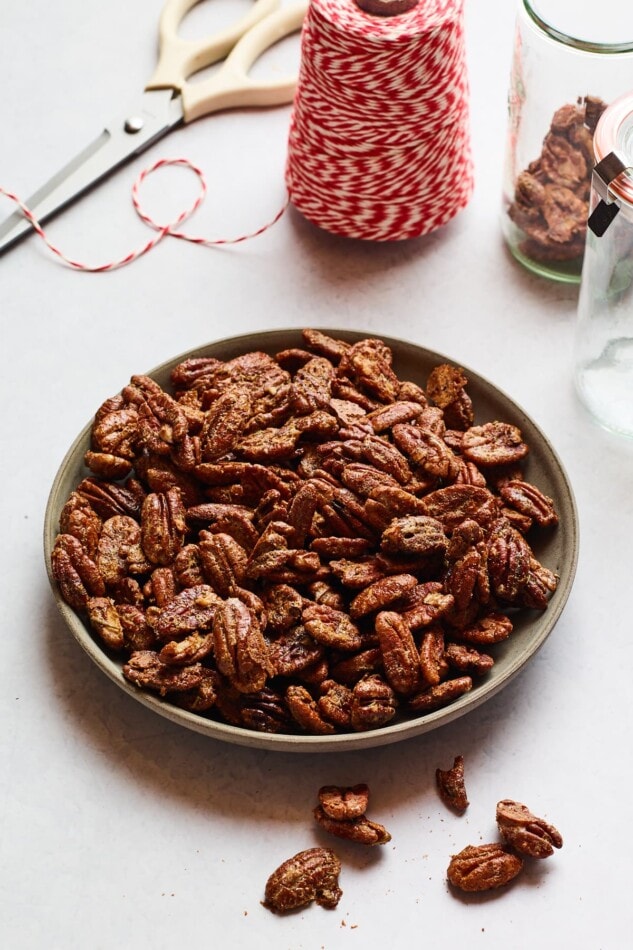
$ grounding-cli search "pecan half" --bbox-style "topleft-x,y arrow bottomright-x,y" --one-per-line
263,848 -> 342,913
496,799 -> 563,858
212,598 -> 271,694
313,806 -> 391,845
318,784 -> 370,820
436,755 -> 469,812
447,843 -> 523,892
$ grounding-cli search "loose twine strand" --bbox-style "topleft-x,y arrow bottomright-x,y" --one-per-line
0,158 -> 288,272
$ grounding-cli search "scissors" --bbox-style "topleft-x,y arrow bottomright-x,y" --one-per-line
0,0 -> 307,255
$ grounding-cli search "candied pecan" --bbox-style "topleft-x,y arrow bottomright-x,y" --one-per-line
418,485 -> 499,531
408,676 -> 472,713
158,631 -> 213,666
59,491 -> 102,560
419,625 -> 448,687
263,847 -> 342,913
329,557 -> 385,589
186,502 -> 259,551
486,520 -> 532,602
350,674 -> 398,731
375,611 -> 421,695
318,784 -> 369,820
170,354 -> 222,392
91,403 -> 139,460
267,626 -> 324,677
96,515 -> 150,586
349,573 -> 418,619
135,454 -> 203,508
137,391 -> 197,471
246,547 -> 321,584
213,598 -> 272,694
199,386 -> 252,461
51,534 -> 105,610
338,338 -> 400,403
302,602 -> 363,652
447,844 -> 523,892
153,584 -> 222,639
392,423 -> 460,480
84,450 -> 133,480
380,515 -> 448,558
285,685 -> 336,735
444,642 -> 494,676
116,603 -> 157,651
329,648 -> 383,685
199,530 -> 248,597
519,558 -> 558,609
496,800 -> 563,858
444,546 -> 485,614
239,687 -> 293,733
172,668 -> 219,713
86,596 -> 125,651
366,401 -> 422,433
317,680 -> 353,728
236,421 -> 302,463
454,612 -> 513,645
122,650 -> 205,695
173,543 -> 205,588
77,477 -> 145,521
302,327 -> 350,363
498,479 -> 558,527
462,422 -> 529,467
146,566 -> 177,608
402,582 -> 454,630
291,357 -> 335,413
368,485 -> 429,519
541,131 -> 587,188
263,583 -> 304,633
426,364 -> 468,409
313,806 -> 391,845
140,488 -> 187,566
436,755 -> 469,812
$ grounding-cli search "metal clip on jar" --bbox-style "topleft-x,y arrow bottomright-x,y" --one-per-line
574,94 -> 633,437
502,1 -> 633,283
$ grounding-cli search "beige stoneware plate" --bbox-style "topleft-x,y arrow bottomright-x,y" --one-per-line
43,329 -> 579,752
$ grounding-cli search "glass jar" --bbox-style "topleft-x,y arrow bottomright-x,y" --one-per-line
502,0 -> 633,283
574,93 -> 633,437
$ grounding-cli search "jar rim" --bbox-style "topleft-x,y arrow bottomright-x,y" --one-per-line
594,93 -> 633,207
523,0 -> 633,53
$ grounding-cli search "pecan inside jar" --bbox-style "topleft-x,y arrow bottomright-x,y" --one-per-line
51,330 -> 561,738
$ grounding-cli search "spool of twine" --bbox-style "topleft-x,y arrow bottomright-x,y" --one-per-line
285,0 -> 474,240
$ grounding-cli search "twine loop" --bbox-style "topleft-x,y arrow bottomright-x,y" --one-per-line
0,157 -> 288,272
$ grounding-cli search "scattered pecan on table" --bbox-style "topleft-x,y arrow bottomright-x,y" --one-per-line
263,847 -> 342,913
51,330 -> 560,737
313,783 -> 391,845
447,843 -> 523,892
496,799 -> 563,858
508,96 -> 607,266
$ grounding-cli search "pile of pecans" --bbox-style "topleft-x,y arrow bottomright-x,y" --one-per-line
508,96 -> 607,266
51,329 -> 559,737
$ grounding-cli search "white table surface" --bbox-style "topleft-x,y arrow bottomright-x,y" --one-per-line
1,2 -> 631,948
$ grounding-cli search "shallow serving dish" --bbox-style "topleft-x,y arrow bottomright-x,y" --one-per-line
43,329 -> 579,752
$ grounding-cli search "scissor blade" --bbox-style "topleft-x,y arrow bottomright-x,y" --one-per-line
0,89 -> 184,256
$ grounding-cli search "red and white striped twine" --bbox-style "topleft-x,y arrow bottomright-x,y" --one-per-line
0,158 -> 288,272
285,0 -> 474,241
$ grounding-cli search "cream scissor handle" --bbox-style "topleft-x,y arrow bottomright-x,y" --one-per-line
147,0 -> 306,122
